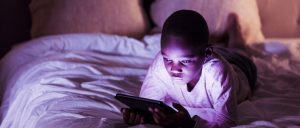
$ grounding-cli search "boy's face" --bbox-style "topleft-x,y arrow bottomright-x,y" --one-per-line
161,36 -> 203,85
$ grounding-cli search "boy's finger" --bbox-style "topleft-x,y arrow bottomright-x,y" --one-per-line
152,112 -> 161,124
121,108 -> 131,114
121,108 -> 129,121
128,112 -> 136,124
172,103 -> 188,112
148,107 -> 154,112
140,116 -> 145,124
154,108 -> 167,119
152,112 -> 171,126
134,113 -> 141,124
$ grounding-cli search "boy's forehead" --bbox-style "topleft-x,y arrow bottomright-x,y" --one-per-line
161,51 -> 196,59
161,35 -> 201,49
162,37 -> 198,53
161,36 -> 190,48
161,44 -> 197,58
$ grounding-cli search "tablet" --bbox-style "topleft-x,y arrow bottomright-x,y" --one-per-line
115,93 -> 177,114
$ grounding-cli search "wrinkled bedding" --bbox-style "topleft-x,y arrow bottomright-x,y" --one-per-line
0,34 -> 299,128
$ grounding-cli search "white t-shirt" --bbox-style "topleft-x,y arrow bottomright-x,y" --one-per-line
139,50 -> 251,127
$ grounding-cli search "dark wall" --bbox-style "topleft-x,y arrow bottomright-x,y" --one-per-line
142,0 -> 155,28
0,0 -> 31,59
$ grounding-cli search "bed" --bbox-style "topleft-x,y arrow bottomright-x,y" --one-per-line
0,0 -> 300,128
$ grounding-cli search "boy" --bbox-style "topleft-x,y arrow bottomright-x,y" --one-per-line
121,10 -> 256,128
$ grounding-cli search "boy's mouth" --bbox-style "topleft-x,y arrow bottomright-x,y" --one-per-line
171,73 -> 182,78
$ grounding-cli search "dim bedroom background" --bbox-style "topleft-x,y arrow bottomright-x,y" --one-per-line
0,0 -> 300,127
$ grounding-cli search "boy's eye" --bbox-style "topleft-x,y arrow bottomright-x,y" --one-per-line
163,58 -> 172,63
180,60 -> 193,64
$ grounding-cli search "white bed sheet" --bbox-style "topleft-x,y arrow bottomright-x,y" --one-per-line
0,34 -> 299,128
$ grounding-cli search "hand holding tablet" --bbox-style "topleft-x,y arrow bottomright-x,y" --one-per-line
115,93 -> 177,115
116,93 -> 195,127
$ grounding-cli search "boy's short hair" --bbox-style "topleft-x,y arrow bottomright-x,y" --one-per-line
161,10 -> 209,49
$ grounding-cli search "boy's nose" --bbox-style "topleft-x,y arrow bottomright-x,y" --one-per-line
170,63 -> 182,73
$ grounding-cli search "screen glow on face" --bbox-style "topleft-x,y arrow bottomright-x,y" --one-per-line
161,47 -> 202,85
162,54 -> 198,66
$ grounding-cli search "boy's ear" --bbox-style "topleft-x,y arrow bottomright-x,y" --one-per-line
204,47 -> 213,57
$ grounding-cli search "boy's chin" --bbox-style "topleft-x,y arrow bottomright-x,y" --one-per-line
172,78 -> 187,85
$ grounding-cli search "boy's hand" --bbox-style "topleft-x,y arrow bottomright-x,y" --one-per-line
149,103 -> 195,128
121,108 -> 145,125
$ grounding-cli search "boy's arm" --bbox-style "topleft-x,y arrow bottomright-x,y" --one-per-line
186,61 -> 237,128
139,72 -> 167,101
139,53 -> 168,101
184,95 -> 236,128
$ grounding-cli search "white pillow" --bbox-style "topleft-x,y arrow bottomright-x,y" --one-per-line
150,0 -> 264,44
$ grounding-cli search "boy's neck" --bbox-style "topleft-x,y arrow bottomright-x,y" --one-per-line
187,66 -> 202,92
187,83 -> 194,92
187,77 -> 199,92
